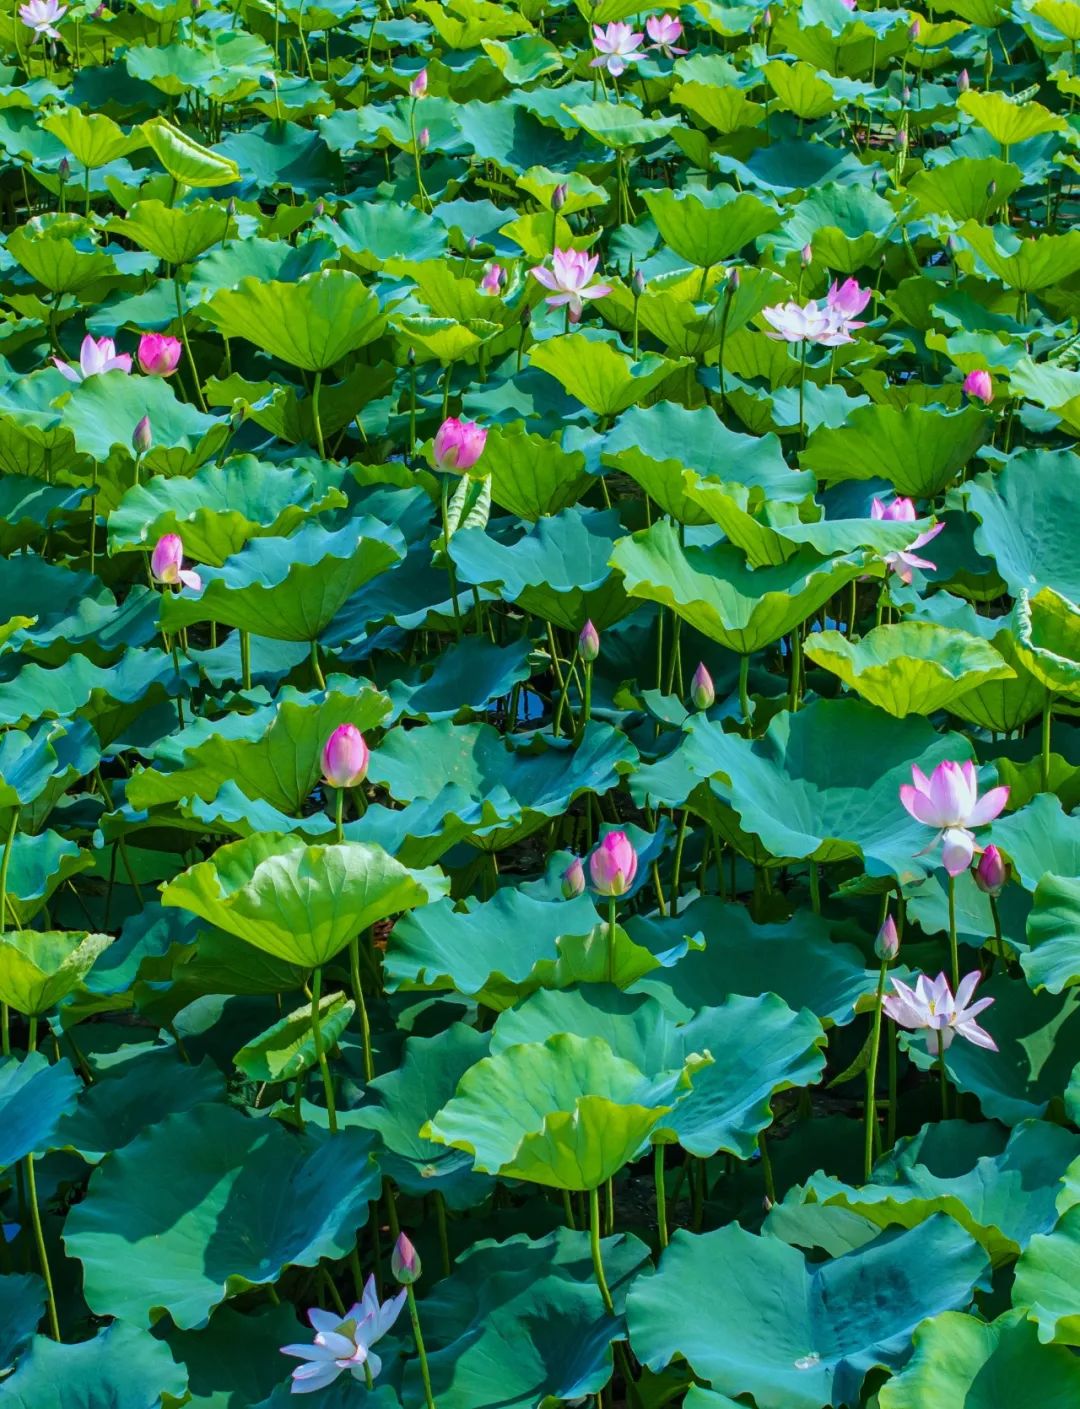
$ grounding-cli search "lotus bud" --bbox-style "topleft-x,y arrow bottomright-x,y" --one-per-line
151,533 -> 201,591
391,1232 -> 421,1286
801,242 -> 813,266
58,156 -> 70,181
562,856 -> 586,899
226,196 -> 236,217
957,68 -> 969,92
407,346 -> 416,366
901,84 -> 911,105
132,415 -> 152,455
321,724 -> 370,789
433,417 -> 488,473
632,267 -> 646,298
137,333 -> 182,378
589,830 -> 638,897
875,914 -> 900,962
690,662 -> 715,711
230,408 -> 245,435
552,182 -> 568,212
418,127 -> 430,151
468,235 -> 478,253
728,265 -> 740,290
409,67 -> 427,98
909,17 -> 920,39
894,128 -> 908,150
962,368 -> 993,404
763,6 -> 772,23
974,844 -> 1007,896
480,262 -> 503,295
579,619 -> 600,663
313,198 -> 325,219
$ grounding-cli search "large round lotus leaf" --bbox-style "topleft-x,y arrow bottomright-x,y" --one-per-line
0,1273 -> 44,1373
0,1321 -> 188,1409
0,1053 -> 80,1166
879,1308 -> 1080,1409
0,651 -> 186,742
627,1216 -> 988,1409
317,200 -> 448,271
0,475 -> 84,555
1025,874 -> 1080,994
955,221 -> 1080,293
0,723 -> 66,809
422,1032 -> 705,1191
60,371 -> 231,477
142,115 -> 241,185
492,986 -> 827,1159
964,451 -> 1080,602
611,521 -> 871,655
0,931 -> 112,1015
475,421 -> 590,521
908,156 -> 1023,222
106,198 -> 235,264
107,457 -> 346,567
564,100 -> 679,149
63,1104 -> 381,1328
528,335 -> 688,418
160,519 -> 404,641
772,181 -> 898,271
163,1304 -> 307,1409
6,221 -> 120,295
203,270 -> 385,371
162,832 -> 447,968
643,185 -> 781,267
42,108 -> 143,170
800,404 -> 988,498
627,898 -> 879,1027
804,622 -> 1014,718
1014,1206 -> 1080,1347
348,1024 -> 495,1207
990,794 -> 1080,894
387,634 -> 533,723
1014,587 -> 1080,699
679,699 -> 973,877
783,1118 -> 1080,1265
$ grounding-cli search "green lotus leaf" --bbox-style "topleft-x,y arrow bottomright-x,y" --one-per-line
0,475 -> 84,555
160,519 -> 404,641
0,722 -> 67,811
186,235 -> 337,304
804,622 -> 1014,718
0,931 -> 112,1016
627,1217 -> 988,1409
234,991 -> 353,1083
1024,874 -> 1080,994
203,270 -> 385,372
956,220 -> 1080,292
422,1032 -> 705,1190
763,59 -> 838,119
215,122 -> 342,201
964,452 -> 1080,602
1014,587 -> 1080,699
141,116 -> 241,187
0,1053 -> 80,1166
61,371 -> 230,477
610,520 -> 872,655
773,180 -> 899,270
163,1304 -> 310,1409
63,1104 -> 381,1328
643,186 -> 780,268
106,198 -> 234,264
477,421 -> 590,520
0,1273 -> 44,1373
801,404 -> 988,498
1014,1206 -> 1080,1347
991,794 -> 1080,893
0,1321 -> 188,1409
316,201 -> 448,272
563,100 -> 679,149
529,334 -> 688,418
6,832 -> 93,927
879,1308 -> 1080,1409
387,634 -> 532,723
0,650 -> 188,740
959,89 -> 1067,148
6,221 -> 119,296
908,156 -> 1023,223
41,108 -> 144,170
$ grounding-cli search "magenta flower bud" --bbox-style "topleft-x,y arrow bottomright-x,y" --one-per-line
974,844 -> 1007,897
418,127 -> 430,151
909,17 -> 920,40
137,333 -> 182,378
589,831 -> 638,897
552,182 -> 568,211
875,914 -> 900,962
132,415 -> 152,455
432,417 -> 488,474
562,856 -> 586,899
321,724 -> 370,789
801,243 -> 813,267
690,661 -> 715,711
58,156 -> 70,180
409,67 -> 427,98
631,267 -> 646,297
894,129 -> 909,151
962,369 -> 993,404
957,68 -> 969,92
392,1232 -> 421,1286
579,619 -> 599,663
151,533 -> 202,592
313,199 -> 325,219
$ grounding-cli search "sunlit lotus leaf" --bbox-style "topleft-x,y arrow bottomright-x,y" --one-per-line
61,371 -> 231,477
0,931 -> 112,1016
42,108 -> 144,170
141,116 -> 241,185
964,451 -> 1080,602
476,421 -> 591,520
564,100 -> 679,149
955,220 -> 1080,292
958,89 -> 1067,147
643,186 -> 780,268
6,832 -> 93,927
105,198 -> 235,264
529,334 -> 688,417
801,404 -> 988,498
234,991 -> 353,1083
7,219 -> 120,296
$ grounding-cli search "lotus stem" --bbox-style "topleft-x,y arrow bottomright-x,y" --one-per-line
173,273 -> 207,412
671,809 -> 689,918
758,1121 -> 776,1206
240,630 -> 252,690
789,625 -> 802,711
1042,696 -> 1053,793
607,896 -> 617,984
350,934 -> 375,1084
863,960 -> 888,1182
0,805 -> 19,1057
947,872 -> 959,990
439,478 -> 463,639
738,654 -> 750,725
405,1282 -> 436,1408
25,1155 -> 60,1340
798,339 -> 808,447
309,639 -> 326,691
309,966 -> 338,1133
562,1189 -> 576,1229
434,1191 -> 450,1278
937,1043 -> 949,1121
654,1144 -> 668,1250
310,369 -> 326,458
552,643 -> 579,739
589,1185 -> 615,1316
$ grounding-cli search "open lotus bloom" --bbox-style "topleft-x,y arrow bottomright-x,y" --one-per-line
900,760 -> 1008,876
529,248 -> 611,323
432,416 -> 487,473
19,0 -> 65,35
646,13 -> 686,55
882,971 -> 997,1055
281,1277 -> 407,1394
763,279 -> 871,347
53,334 -> 132,382
590,21 -> 643,74
870,497 -> 944,583
151,534 -> 202,593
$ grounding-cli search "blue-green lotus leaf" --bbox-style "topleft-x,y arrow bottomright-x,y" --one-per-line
1026,874 -> 1080,995
163,1304 -> 309,1409
0,1273 -> 44,1373
0,1321 -> 188,1409
991,794 -> 1080,892
0,650 -> 190,741
965,451 -> 1080,602
386,634 -> 532,723
476,421 -> 591,521
60,371 -> 231,477
1014,1207 -> 1080,1348
644,185 -> 781,267
6,832 -> 93,927
0,475 -> 84,554
0,1053 -> 80,1166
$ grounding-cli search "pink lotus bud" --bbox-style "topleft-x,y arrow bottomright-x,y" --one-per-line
801,243 -> 813,266
690,662 -> 715,711
226,196 -> 236,217
137,333 -> 182,378
962,369 -> 993,404
313,199 -> 325,219
562,856 -> 585,899
321,724 -> 370,789
480,263 -> 503,295
151,533 -> 202,592
391,1232 -> 421,1285
58,157 -> 70,180
589,831 -> 638,897
894,129 -> 909,150
409,67 -> 427,98
901,84 -> 912,105
909,17 -> 920,40
552,182 -> 568,211
579,620 -> 599,663
631,267 -> 646,297
957,68 -> 969,92
974,844 -> 1007,896
432,417 -> 487,473
418,127 -> 430,151
132,415 -> 152,455
875,914 -> 900,961
763,7 -> 772,23
467,235 -> 478,253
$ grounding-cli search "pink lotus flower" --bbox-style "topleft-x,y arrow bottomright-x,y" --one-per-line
391,1232 -> 421,1285
432,417 -> 487,474
646,14 -> 686,56
19,0 -> 65,36
151,534 -> 201,593
529,248 -> 611,323
962,369 -> 993,404
562,856 -> 585,899
589,831 -> 638,897
827,278 -> 871,321
761,301 -> 846,346
973,844 -> 1007,897
137,333 -> 182,377
479,263 -> 503,295
870,497 -> 944,584
691,661 -> 715,711
590,21 -> 643,76
53,334 -> 131,382
883,971 -> 997,1054
409,68 -> 427,98
322,724 -> 369,789
281,1276 -> 407,1394
840,0 -> 857,9
900,759 -> 1008,876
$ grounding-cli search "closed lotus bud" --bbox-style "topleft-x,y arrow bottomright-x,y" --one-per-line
433,417 -> 487,473
801,243 -> 813,266
986,179 -> 997,198
894,128 -> 909,150
313,199 -> 325,219
690,662 -> 715,711
562,856 -> 586,899
418,127 -> 430,151
632,267 -> 646,298
875,914 -> 900,962
321,724 -> 370,789
58,157 -> 70,181
579,619 -> 600,663
409,67 -> 427,98
957,68 -> 969,92
468,235 -> 478,253
392,1232 -> 421,1286
974,844 -> 1007,896
151,533 -> 201,591
763,6 -> 772,23
226,197 -> 236,217
407,346 -> 416,366
962,368 -> 993,404
901,84 -> 911,105
589,830 -> 638,897
138,333 -> 182,378
728,265 -> 741,290
132,415 -> 152,455
909,17 -> 920,40
552,182 -> 568,211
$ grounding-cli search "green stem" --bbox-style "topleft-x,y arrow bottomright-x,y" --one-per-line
808,862 -> 821,915
937,1042 -> 949,1120
552,645 -> 579,740
654,1144 -> 668,1250
589,1185 -> 614,1315
606,896 -> 616,985
789,625 -> 802,711
174,273 -> 207,412
562,1189 -> 576,1229
947,872 -> 959,991
738,654 -> 751,725
25,1156 -> 60,1340
405,1285 -> 437,1409
1042,695 -> 1053,793
671,809 -> 689,918
0,805 -> 19,1058
310,369 -> 326,458
334,787 -> 344,845
309,966 -> 338,1133
758,1122 -> 776,1205
310,638 -> 326,691
863,961 -> 888,1182
350,935 -> 375,1084
798,339 -> 808,447
240,630 -> 252,690
439,478 -> 463,639
434,1191 -> 450,1278
887,1020 -> 898,1149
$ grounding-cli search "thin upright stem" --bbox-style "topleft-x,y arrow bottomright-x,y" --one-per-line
738,654 -> 751,725
947,872 -> 959,990
310,638 -> 326,691
589,1185 -> 614,1315
0,805 -> 19,1057
174,274 -> 207,412
758,1122 -> 776,1205
863,961 -> 888,1182
439,478 -> 463,639
1042,696 -> 1053,793
607,896 -> 617,984
310,369 -> 326,458
654,1144 -> 668,1249
26,1156 -> 60,1340
309,966 -> 338,1133
406,1285 -> 437,1409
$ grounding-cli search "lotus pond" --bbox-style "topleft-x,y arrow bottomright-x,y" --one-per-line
1,0 -> 1080,1404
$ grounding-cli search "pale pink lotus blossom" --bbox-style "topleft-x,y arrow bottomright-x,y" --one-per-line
962,369 -> 993,404
900,759 -> 1008,876
529,248 -> 611,323
589,831 -> 638,897
281,1276 -> 406,1395
19,0 -> 65,37
409,68 -> 427,98
137,333 -> 182,377
762,301 -> 844,345
321,725 -> 369,789
827,278 -> 871,320
53,334 -> 131,382
432,417 -> 487,473
562,856 -> 586,899
151,534 -> 201,593
840,0 -> 857,9
590,21 -> 643,76
870,497 -> 944,583
883,971 -> 997,1054
479,263 -> 503,295
645,14 -> 686,56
